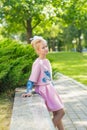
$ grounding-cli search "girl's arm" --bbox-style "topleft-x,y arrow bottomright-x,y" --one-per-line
22,80 -> 34,97
22,61 -> 40,97
26,80 -> 34,93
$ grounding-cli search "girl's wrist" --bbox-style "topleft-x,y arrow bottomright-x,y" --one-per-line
26,90 -> 32,94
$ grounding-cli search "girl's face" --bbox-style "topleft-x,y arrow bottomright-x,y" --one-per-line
37,42 -> 48,56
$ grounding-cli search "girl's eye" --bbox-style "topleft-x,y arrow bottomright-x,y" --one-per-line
42,46 -> 48,49
42,46 -> 45,49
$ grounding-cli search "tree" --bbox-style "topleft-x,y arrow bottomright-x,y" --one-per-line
60,0 -> 87,52
0,0 -> 52,43
51,0 -> 87,52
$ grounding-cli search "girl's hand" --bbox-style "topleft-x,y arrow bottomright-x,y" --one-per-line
22,92 -> 32,97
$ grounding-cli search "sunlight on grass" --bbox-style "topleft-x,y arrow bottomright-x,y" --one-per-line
48,52 -> 87,85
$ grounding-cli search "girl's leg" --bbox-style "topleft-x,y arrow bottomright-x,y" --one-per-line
52,109 -> 65,130
57,120 -> 65,130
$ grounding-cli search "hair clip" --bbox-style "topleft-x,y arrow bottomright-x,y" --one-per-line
30,38 -> 33,41
30,36 -> 43,41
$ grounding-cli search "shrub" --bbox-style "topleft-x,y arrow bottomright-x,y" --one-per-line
0,39 -> 37,92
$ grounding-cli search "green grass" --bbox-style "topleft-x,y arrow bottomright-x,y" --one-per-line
48,52 -> 87,85
0,91 -> 13,130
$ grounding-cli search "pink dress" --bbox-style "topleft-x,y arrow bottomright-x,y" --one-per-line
29,58 -> 64,112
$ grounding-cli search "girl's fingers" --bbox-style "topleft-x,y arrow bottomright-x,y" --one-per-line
22,93 -> 32,97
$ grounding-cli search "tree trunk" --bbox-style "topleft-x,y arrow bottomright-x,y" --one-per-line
26,19 -> 32,44
58,40 -> 62,51
76,30 -> 83,52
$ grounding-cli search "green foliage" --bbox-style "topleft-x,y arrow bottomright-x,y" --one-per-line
0,39 -> 37,92
0,0 -> 87,50
48,52 -> 87,85
0,0 -> 52,42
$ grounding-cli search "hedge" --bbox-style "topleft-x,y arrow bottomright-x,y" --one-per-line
0,39 -> 37,92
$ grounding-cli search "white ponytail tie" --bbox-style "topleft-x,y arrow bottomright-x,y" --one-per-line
30,36 -> 43,41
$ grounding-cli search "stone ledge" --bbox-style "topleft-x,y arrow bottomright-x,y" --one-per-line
10,88 -> 55,130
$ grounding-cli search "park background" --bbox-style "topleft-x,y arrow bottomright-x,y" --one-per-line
0,0 -> 87,130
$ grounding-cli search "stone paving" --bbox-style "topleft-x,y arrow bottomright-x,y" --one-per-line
54,73 -> 87,130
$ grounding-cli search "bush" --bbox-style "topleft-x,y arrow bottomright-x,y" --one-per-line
0,39 -> 37,92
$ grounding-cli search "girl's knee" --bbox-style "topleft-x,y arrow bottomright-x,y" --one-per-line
52,109 -> 65,127
61,109 -> 65,116
58,109 -> 65,117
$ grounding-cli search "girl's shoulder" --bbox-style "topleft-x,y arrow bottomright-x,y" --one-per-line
33,58 -> 50,66
46,58 -> 50,63
34,58 -> 44,66
33,58 -> 39,65
33,58 -> 43,67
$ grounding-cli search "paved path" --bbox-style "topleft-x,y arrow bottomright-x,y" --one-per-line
54,73 -> 87,130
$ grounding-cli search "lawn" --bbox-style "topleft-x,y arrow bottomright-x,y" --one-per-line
48,52 -> 87,85
0,92 -> 13,130
0,51 -> 87,130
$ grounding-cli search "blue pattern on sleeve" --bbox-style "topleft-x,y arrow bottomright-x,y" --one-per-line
26,80 -> 34,93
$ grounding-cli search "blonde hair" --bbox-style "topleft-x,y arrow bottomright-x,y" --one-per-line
30,36 -> 47,50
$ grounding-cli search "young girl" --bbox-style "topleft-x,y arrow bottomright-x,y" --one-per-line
22,36 -> 65,130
